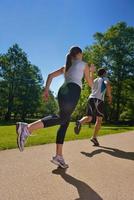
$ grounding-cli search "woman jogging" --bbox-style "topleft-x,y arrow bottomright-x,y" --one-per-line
16,46 -> 96,168
74,68 -> 112,146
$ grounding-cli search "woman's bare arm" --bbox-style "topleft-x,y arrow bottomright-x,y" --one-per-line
45,67 -> 64,90
84,64 -> 95,87
44,67 -> 64,101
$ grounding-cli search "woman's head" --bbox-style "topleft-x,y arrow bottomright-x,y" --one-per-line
65,46 -> 82,72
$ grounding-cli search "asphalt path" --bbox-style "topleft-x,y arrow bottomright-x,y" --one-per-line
0,131 -> 134,200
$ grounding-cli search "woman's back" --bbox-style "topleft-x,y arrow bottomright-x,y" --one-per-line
65,60 -> 86,88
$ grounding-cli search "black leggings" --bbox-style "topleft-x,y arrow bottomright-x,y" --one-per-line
41,83 -> 81,144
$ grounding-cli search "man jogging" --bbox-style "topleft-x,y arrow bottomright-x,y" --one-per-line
74,68 -> 112,146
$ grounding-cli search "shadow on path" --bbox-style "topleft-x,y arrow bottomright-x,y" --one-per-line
81,146 -> 134,161
52,168 -> 103,200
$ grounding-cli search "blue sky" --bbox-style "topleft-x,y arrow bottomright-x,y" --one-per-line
0,0 -> 134,95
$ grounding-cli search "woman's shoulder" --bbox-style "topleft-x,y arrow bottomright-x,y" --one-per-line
81,60 -> 87,65
78,61 -> 87,69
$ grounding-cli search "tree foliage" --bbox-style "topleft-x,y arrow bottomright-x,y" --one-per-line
1,22 -> 134,123
74,22 -> 134,122
0,44 -> 58,120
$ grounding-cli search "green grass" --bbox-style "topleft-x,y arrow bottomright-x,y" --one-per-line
0,123 -> 134,150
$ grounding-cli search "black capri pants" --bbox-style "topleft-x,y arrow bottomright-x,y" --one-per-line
41,82 -> 81,144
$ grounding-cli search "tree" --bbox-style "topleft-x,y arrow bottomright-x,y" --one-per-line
0,54 -> 10,119
0,44 -> 43,120
82,22 -> 134,122
36,90 -> 58,118
0,44 -> 59,121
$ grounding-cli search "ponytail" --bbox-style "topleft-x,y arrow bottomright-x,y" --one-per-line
65,53 -> 72,73
65,46 -> 82,73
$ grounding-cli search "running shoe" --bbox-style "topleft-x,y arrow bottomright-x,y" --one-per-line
90,137 -> 100,146
16,122 -> 29,152
74,120 -> 81,135
51,156 -> 69,169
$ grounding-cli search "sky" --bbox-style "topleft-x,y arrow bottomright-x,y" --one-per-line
0,0 -> 134,95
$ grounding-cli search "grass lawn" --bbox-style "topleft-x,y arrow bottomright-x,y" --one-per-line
0,122 -> 134,150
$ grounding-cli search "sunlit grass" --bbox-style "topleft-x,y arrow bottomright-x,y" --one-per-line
0,123 -> 134,150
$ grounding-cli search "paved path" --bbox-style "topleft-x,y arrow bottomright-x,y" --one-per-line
0,131 -> 134,200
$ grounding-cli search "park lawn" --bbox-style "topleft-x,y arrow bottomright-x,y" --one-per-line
0,122 -> 134,150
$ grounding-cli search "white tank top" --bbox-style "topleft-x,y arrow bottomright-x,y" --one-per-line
89,77 -> 109,101
64,60 -> 86,88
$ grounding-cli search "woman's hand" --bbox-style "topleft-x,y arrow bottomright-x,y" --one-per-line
44,89 -> 49,101
89,64 -> 96,72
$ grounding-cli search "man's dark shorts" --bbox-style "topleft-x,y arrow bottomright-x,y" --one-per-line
86,98 -> 104,117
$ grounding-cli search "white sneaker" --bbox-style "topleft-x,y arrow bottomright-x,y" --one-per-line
16,122 -> 30,152
51,155 -> 69,169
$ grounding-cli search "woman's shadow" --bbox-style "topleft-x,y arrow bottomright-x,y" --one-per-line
52,168 -> 103,200
81,146 -> 134,161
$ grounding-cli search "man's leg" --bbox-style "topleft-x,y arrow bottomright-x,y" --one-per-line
93,116 -> 103,138
91,116 -> 103,146
74,116 -> 92,134
79,116 -> 92,124
74,98 -> 95,135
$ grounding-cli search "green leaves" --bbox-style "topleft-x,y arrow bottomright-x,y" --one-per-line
74,22 -> 134,123
0,44 -> 59,121
0,44 -> 43,120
